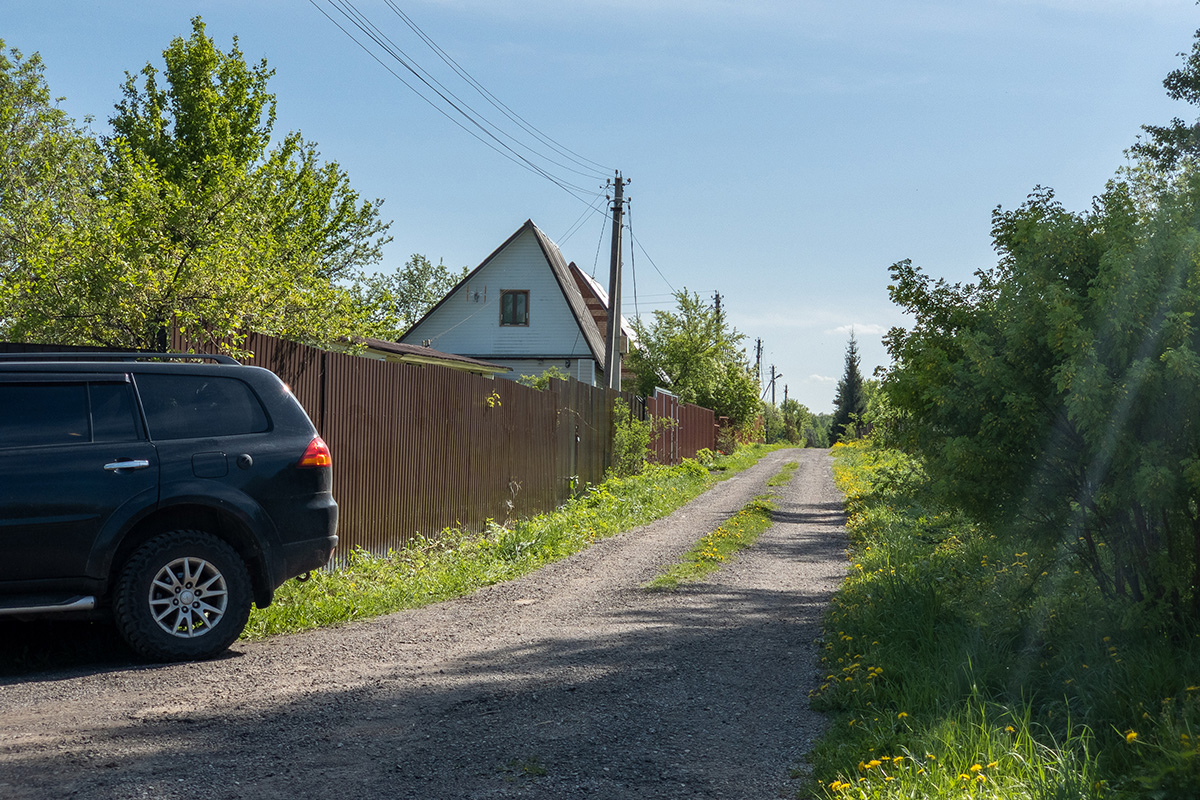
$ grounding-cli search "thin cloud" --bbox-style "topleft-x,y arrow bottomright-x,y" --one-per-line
831,323 -> 890,336
810,374 -> 837,383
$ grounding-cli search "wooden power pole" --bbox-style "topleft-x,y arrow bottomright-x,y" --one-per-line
604,172 -> 626,391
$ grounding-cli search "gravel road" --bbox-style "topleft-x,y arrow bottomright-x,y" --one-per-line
0,447 -> 846,800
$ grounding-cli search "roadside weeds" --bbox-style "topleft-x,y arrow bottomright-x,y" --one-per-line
244,443 -> 788,639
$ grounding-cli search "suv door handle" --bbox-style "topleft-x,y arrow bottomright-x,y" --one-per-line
104,460 -> 151,471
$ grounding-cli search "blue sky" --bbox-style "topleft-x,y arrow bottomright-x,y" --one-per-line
6,0 -> 1198,410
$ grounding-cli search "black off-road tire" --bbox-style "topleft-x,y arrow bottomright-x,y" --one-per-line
114,530 -> 253,662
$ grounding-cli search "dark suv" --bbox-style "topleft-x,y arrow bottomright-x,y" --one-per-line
0,353 -> 338,661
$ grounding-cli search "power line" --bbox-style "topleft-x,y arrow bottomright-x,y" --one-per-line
559,190 -> 609,245
590,206 -> 609,278
310,0 -> 607,204
628,230 -> 675,293
628,200 -> 640,320
382,0 -> 612,178
323,0 -> 603,194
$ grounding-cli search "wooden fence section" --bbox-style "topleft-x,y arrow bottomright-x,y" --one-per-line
6,334 -> 716,560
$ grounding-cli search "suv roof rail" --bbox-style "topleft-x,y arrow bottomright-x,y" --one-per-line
0,352 -> 241,365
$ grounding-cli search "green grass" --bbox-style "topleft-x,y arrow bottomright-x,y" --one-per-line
644,495 -> 776,590
768,460 -> 799,486
244,446 -> 775,639
805,440 -> 1200,799
702,442 -> 789,480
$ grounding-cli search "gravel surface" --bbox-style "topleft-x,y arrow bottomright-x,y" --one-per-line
0,447 -> 847,800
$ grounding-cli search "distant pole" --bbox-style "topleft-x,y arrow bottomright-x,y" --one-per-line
604,172 -> 626,391
755,338 -> 762,381
713,291 -> 722,326
783,384 -> 788,404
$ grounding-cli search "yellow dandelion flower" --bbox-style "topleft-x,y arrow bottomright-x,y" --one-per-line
987,761 -> 999,768
1126,731 -> 1138,743
1005,725 -> 1016,733
867,759 -> 882,768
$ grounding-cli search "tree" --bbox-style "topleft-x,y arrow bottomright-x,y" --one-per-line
1131,27 -> 1200,171
830,332 -> 866,442
781,398 -> 817,446
0,42 -> 105,334
883,169 -> 1200,614
2,18 -> 391,353
626,288 -> 761,430
352,254 -> 467,340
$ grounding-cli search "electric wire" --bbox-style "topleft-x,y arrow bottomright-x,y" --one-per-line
323,0 -> 602,196
628,201 -> 639,321
312,0 -> 605,203
382,0 -> 612,178
629,230 -> 675,293
559,190 -> 609,245
590,206 -> 609,279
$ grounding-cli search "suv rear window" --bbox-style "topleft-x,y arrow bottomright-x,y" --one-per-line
137,374 -> 269,440
0,382 -> 140,448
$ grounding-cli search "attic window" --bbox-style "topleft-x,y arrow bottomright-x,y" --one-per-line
500,290 -> 529,326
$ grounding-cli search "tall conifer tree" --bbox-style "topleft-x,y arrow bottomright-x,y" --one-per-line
831,333 -> 865,443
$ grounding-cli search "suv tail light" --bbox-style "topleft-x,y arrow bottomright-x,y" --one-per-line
298,436 -> 332,468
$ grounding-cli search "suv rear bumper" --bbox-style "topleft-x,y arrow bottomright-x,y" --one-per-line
271,494 -> 339,583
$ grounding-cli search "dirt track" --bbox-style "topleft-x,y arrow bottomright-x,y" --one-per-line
0,448 -> 846,799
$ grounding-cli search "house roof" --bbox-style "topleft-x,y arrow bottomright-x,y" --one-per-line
354,338 -> 511,376
568,262 -> 638,347
401,219 -> 608,368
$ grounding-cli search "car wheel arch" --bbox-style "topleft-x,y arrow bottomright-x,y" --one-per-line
107,504 -> 274,610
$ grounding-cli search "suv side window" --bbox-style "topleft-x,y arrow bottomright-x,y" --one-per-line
137,374 -> 269,440
0,381 -> 140,448
90,382 -> 142,443
0,384 -> 89,447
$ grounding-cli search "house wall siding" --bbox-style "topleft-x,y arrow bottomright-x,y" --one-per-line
485,357 -> 596,385
405,230 -> 596,361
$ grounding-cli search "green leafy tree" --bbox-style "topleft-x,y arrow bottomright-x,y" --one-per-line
626,288 -> 760,430
3,18 -> 391,352
1131,27 -> 1200,171
884,170 -> 1200,613
830,332 -> 866,443
352,254 -> 467,340
780,398 -> 816,446
0,42 -> 105,334
762,402 -> 783,443
810,413 -> 833,448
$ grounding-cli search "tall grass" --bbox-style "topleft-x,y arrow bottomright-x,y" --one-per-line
809,440 -> 1200,799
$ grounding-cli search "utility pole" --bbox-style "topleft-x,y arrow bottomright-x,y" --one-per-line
769,365 -> 781,406
754,338 -> 763,382
604,172 -> 626,391
713,291 -> 722,327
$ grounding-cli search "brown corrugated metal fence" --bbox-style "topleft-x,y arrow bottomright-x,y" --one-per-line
5,333 -> 717,561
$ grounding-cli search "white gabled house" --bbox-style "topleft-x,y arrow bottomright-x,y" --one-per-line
399,219 -> 633,386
